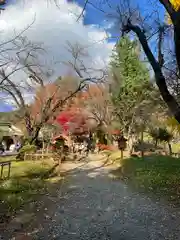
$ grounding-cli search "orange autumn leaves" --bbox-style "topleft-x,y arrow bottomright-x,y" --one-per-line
167,0 -> 180,24
30,76 -> 80,124
30,80 -> 112,134
170,0 -> 180,11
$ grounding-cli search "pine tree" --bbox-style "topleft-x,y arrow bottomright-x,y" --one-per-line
110,36 -> 159,135
111,36 -> 149,95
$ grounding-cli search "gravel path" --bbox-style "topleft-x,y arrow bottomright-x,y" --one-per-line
31,158 -> 180,240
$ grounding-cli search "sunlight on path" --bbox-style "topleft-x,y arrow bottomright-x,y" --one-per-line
6,155 -> 180,240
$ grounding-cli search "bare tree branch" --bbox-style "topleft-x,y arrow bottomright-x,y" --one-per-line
123,19 -> 180,122
0,16 -> 36,49
77,0 -> 88,21
159,0 -> 176,21
158,25 -> 165,68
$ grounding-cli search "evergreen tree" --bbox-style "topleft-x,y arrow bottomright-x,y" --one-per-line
110,36 -> 160,136
111,36 -> 149,98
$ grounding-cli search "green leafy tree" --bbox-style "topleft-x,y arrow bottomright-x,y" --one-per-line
111,37 -> 149,89
110,36 -> 160,141
149,127 -> 173,155
82,0 -> 180,123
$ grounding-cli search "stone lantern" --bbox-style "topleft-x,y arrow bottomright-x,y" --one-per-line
117,135 -> 127,159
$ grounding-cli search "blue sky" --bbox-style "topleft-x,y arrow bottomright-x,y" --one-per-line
0,0 -> 114,112
2,0 -> 166,30
3,0 -> 165,41
71,0 -> 165,41
0,0 -> 165,112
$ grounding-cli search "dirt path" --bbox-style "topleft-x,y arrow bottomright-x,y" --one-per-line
4,155 -> 180,239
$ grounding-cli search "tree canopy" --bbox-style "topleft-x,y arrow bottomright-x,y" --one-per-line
110,36 -> 161,137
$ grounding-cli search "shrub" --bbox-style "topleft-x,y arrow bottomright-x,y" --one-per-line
54,138 -> 65,149
158,128 -> 172,142
149,128 -> 173,155
51,137 -> 65,151
149,127 -> 172,144
17,144 -> 37,160
97,144 -> 115,151
19,144 -> 37,154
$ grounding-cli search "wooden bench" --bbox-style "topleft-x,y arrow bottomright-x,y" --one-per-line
0,161 -> 11,179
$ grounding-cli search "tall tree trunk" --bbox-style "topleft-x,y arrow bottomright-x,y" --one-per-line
168,141 -> 172,155
30,125 -> 42,144
128,135 -> 135,155
127,121 -> 135,155
24,112 -> 33,138
140,128 -> 144,158
125,21 -> 180,123
159,1 -> 180,72
107,133 -> 113,144
155,139 -> 158,148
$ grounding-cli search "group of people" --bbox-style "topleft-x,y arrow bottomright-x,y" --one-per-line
0,141 -> 21,154
71,135 -> 95,156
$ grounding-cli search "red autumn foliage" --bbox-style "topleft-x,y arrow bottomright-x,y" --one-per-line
30,76 -> 82,124
30,83 -> 57,123
56,108 -> 89,135
96,144 -> 116,151
111,129 -> 121,135
80,84 -> 113,126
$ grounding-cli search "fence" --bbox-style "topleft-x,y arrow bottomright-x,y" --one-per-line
24,149 -> 54,161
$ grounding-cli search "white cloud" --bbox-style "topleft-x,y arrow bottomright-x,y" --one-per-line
0,0 -> 114,81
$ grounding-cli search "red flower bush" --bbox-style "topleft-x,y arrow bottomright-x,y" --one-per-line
111,129 -> 121,135
97,144 -> 115,151
56,109 -> 89,135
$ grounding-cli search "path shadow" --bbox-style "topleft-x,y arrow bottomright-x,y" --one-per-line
23,158 -> 180,240
3,156 -> 180,240
60,158 -> 109,178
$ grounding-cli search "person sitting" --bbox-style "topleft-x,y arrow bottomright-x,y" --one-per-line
0,142 -> 4,154
15,142 -> 21,152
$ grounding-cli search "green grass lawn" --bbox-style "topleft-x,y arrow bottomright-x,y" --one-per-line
0,158 -> 61,217
0,155 -> 16,163
110,155 -> 180,205
103,150 -> 123,160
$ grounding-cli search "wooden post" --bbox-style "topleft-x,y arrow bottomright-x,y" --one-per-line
58,153 -> 61,176
0,162 -> 11,179
24,152 -> 27,161
118,135 -> 127,160
8,162 -> 11,178
140,129 -> 144,158
1,165 -> 3,178
120,149 -> 123,159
